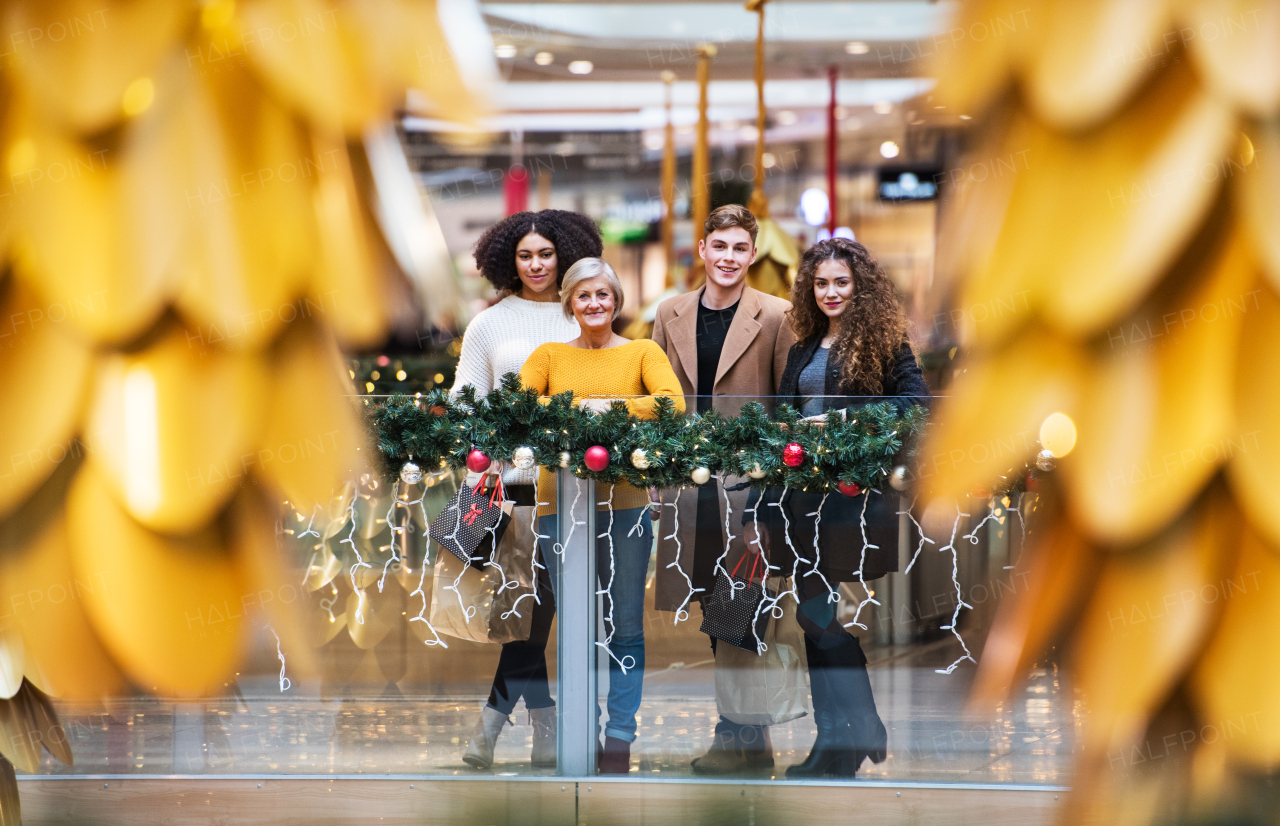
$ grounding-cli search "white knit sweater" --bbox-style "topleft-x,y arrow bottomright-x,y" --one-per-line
450,295 -> 579,485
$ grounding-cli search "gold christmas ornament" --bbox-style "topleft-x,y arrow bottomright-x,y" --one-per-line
927,3 -> 1280,821
0,0 -> 487,810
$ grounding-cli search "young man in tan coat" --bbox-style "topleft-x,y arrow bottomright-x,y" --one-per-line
651,204 -> 794,774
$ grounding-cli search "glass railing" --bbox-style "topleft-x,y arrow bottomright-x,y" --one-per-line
30,392 -> 1068,787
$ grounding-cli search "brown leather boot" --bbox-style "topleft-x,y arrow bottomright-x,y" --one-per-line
692,719 -> 750,775
741,726 -> 775,770
599,736 -> 631,774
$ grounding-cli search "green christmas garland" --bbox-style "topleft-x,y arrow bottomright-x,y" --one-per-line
368,373 -> 928,493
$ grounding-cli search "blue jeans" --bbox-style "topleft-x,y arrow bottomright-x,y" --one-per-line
538,506 -> 651,743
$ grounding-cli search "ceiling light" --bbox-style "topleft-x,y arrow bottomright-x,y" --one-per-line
845,41 -> 869,55
873,100 -> 893,115
879,141 -> 900,159
799,188 -> 829,227
643,132 -> 664,150
494,44 -> 517,59
568,60 -> 593,75
534,51 -> 554,65
776,110 -> 797,126
762,152 -> 776,168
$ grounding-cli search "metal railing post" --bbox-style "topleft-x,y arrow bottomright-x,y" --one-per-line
556,470 -> 597,776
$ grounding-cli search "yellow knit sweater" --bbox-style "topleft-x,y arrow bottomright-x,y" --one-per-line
519,339 -> 686,516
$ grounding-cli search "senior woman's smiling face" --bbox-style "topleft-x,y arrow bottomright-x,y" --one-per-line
569,275 -> 616,330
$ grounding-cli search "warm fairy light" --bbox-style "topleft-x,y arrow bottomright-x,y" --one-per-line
124,365 -> 161,515
1039,412 -> 1077,457
122,77 -> 155,116
534,51 -> 554,65
568,60 -> 593,75
7,138 -> 34,176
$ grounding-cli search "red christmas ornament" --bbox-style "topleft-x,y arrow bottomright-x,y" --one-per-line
837,480 -> 861,497
584,445 -> 610,472
466,449 -> 491,473
782,443 -> 805,467
1025,473 -> 1041,492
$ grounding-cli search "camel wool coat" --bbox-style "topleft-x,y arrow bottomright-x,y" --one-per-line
650,285 -> 794,613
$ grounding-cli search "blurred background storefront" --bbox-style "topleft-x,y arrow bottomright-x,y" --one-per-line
357,0 -> 965,395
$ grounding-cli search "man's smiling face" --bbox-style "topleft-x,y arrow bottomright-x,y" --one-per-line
699,227 -> 757,290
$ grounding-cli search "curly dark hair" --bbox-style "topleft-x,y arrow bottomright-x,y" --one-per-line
787,237 -> 908,395
472,210 -> 603,296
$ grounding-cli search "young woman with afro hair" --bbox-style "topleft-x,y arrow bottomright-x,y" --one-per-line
452,209 -> 603,771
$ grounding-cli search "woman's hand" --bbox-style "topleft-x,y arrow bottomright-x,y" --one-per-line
579,397 -> 622,414
801,409 -> 846,425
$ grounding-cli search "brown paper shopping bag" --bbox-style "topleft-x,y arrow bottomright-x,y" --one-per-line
713,578 -> 811,726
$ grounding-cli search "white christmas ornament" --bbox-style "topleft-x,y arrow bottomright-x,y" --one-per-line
559,451 -> 571,469
691,466 -> 711,485
512,446 -> 536,470
399,461 -> 423,485
631,449 -> 650,469
747,463 -> 766,480
889,465 -> 909,491
1036,449 -> 1056,472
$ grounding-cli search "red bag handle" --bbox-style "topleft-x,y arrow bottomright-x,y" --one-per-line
471,470 -> 506,510
730,550 -> 765,583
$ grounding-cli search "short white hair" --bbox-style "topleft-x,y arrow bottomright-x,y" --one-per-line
560,257 -> 624,321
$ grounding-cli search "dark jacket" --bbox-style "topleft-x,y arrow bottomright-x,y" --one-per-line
776,337 -> 929,418
756,335 -> 929,584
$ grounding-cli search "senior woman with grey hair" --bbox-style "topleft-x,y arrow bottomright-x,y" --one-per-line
519,257 -> 685,773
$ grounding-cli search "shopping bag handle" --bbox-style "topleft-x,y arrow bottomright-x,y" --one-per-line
730,549 -> 765,583
471,469 -> 506,510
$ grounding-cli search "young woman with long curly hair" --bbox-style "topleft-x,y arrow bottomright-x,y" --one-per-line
451,209 -> 603,771
773,237 -> 929,778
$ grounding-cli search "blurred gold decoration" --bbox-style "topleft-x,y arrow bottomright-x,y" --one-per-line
742,0 -> 798,299
745,0 -> 769,219
927,3 -> 1280,822
0,0 -> 483,792
690,43 -> 716,275
746,217 -> 799,299
660,70 -> 677,289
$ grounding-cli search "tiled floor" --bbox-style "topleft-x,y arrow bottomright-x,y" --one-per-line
39,635 -> 1074,785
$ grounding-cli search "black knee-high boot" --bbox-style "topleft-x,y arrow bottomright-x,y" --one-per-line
787,634 -> 887,778
786,637 -> 855,778
826,634 -> 887,771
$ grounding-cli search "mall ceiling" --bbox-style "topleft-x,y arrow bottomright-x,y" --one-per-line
481,0 -> 956,82
407,0 -> 963,166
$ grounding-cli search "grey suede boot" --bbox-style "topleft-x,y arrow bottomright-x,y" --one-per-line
529,706 -> 557,766
462,706 -> 510,770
